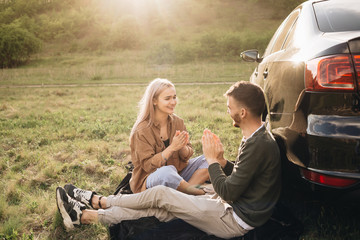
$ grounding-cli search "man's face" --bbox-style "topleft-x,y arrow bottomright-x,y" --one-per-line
227,96 -> 243,128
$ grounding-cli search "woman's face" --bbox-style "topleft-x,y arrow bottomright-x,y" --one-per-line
154,87 -> 177,115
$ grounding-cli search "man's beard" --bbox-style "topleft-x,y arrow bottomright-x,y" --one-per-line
232,113 -> 241,128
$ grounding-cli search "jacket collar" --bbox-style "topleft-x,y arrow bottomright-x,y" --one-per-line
153,114 -> 174,129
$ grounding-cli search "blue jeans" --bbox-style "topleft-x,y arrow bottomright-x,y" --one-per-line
146,155 -> 208,190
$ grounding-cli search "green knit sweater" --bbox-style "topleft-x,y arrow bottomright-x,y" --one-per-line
208,125 -> 281,227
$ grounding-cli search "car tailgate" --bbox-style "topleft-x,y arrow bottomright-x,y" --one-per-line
348,37 -> 360,94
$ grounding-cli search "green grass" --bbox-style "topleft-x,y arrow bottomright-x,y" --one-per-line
0,51 -> 256,86
1,82 -> 360,239
0,84 -> 241,239
0,0 -> 358,238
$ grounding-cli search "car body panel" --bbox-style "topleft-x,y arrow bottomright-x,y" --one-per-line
242,0 -> 360,191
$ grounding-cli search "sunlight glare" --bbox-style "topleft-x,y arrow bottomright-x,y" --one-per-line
100,0 -> 172,23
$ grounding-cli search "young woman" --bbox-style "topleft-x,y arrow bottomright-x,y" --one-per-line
129,78 -> 209,195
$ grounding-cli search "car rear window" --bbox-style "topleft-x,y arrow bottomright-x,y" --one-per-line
313,1 -> 360,32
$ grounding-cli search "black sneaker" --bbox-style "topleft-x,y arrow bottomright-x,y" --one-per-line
56,187 -> 86,230
64,183 -> 95,209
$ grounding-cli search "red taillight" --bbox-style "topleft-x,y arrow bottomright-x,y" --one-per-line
306,54 -> 358,91
301,168 -> 358,188
355,55 -> 360,89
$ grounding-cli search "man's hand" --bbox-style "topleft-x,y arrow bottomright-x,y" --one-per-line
202,129 -> 227,167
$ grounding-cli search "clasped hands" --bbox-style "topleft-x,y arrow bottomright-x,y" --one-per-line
169,130 -> 190,153
202,129 -> 226,166
169,129 -> 225,166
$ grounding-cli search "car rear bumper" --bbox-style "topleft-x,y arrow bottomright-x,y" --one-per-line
300,171 -> 360,203
305,114 -> 360,173
307,114 -> 360,139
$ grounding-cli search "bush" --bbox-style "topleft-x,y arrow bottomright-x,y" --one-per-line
197,32 -> 220,58
110,15 -> 142,50
220,32 -> 243,57
174,42 -> 198,63
147,43 -> 175,64
251,0 -> 306,18
0,24 -> 41,68
242,31 -> 274,53
147,30 -> 273,64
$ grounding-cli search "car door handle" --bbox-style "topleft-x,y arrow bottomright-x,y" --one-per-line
254,67 -> 259,77
263,70 -> 268,79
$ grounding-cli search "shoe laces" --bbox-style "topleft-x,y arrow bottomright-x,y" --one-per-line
68,195 -> 84,209
74,188 -> 90,200
75,188 -> 87,196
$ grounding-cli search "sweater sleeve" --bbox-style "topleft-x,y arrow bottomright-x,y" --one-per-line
208,141 -> 262,202
222,160 -> 234,176
133,131 -> 165,173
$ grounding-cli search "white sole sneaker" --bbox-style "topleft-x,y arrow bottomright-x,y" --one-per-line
56,187 -> 75,230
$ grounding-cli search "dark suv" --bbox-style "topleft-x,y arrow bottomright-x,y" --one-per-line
241,0 -> 360,197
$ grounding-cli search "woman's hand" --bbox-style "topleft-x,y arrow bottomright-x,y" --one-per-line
170,130 -> 189,152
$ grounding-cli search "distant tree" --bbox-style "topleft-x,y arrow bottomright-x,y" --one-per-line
0,24 -> 41,68
198,32 -> 220,58
111,15 -> 142,50
249,0 -> 305,17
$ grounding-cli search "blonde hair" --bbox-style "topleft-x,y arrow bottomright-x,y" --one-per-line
130,78 -> 175,138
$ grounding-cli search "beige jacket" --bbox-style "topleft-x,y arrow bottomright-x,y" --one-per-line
129,114 -> 193,193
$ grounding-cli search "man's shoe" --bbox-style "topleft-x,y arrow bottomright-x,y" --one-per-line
56,187 -> 86,230
64,183 -> 95,209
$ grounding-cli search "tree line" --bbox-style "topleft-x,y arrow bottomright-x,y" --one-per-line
0,0 -> 305,68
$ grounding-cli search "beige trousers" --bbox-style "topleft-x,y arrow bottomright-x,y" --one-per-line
98,185 -> 248,239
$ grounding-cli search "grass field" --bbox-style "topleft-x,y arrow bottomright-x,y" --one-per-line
4,0 -> 360,239
1,71 -> 360,239
0,51 -> 256,86
0,81 -> 243,239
